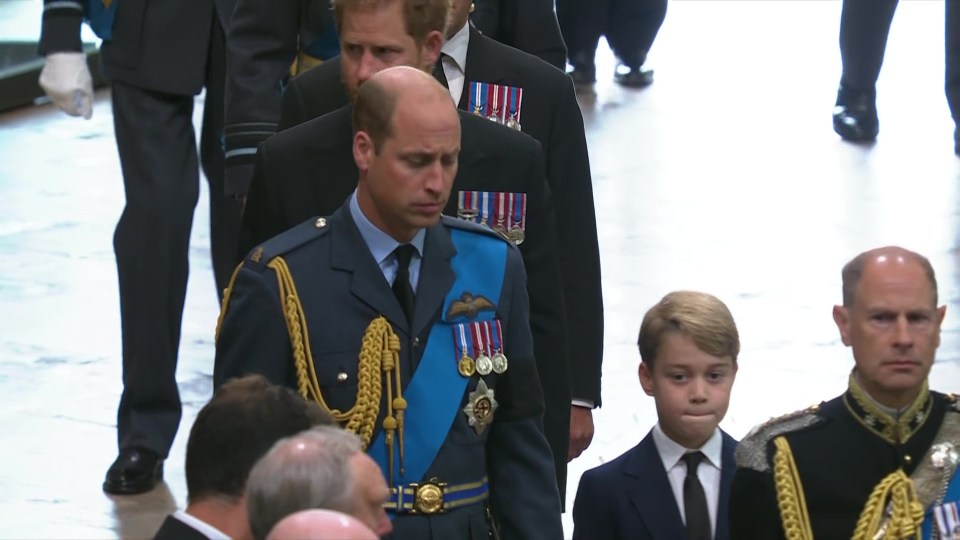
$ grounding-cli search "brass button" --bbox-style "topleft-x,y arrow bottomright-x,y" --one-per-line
413,337 -> 420,348
904,454 -> 913,465
337,372 -> 348,383
315,217 -> 327,228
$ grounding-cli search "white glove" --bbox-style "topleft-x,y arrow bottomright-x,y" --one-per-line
39,51 -> 94,119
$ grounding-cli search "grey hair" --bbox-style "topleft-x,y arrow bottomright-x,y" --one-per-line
247,426 -> 364,540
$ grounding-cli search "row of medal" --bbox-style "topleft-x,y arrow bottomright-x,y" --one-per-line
456,191 -> 527,245
453,320 -> 509,378
468,82 -> 523,131
934,500 -> 960,540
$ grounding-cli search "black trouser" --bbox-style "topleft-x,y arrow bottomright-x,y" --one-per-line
556,0 -> 667,68
840,0 -> 960,131
110,17 -> 241,458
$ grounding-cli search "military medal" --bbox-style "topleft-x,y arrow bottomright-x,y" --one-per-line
493,193 -> 508,239
463,379 -> 498,434
457,191 -> 479,221
487,84 -> 501,123
506,86 -> 522,131
470,82 -> 484,116
475,351 -> 493,376
453,324 -> 476,377
490,320 -> 508,374
506,193 -> 527,245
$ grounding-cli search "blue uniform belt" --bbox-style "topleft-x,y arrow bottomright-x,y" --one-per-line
384,477 -> 489,515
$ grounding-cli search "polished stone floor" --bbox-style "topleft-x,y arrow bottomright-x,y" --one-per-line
2,1 -> 960,538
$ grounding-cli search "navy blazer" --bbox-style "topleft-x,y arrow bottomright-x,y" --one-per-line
572,429 -> 738,540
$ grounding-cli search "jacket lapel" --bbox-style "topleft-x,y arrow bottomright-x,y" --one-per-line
410,222 -> 456,339
329,207 -> 409,331
624,433 -> 688,539
458,25 -> 507,111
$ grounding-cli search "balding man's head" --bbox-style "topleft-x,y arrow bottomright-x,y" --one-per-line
267,509 -> 377,540
841,246 -> 938,307
352,66 -> 460,242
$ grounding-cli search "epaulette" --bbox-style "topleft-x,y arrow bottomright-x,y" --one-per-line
244,216 -> 332,270
735,404 -> 824,473
946,393 -> 960,413
441,215 -> 510,243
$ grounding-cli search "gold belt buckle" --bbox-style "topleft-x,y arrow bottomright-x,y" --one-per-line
411,479 -> 447,514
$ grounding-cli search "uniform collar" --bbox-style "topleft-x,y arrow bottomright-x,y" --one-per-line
843,371 -> 932,445
349,191 -> 425,265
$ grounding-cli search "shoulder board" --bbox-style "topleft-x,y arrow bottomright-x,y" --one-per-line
441,215 -> 509,243
244,216 -> 331,270
946,393 -> 960,413
735,404 -> 824,473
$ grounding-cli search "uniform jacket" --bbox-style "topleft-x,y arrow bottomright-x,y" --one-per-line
730,383 -> 960,539
572,429 -> 738,540
238,105 -> 571,482
223,0 -> 335,196
39,0 -> 233,97
215,208 -> 563,539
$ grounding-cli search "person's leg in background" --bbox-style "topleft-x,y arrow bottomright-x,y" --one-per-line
607,0 -> 667,88
556,0 -> 607,85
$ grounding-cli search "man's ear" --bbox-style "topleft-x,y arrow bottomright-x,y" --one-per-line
833,305 -> 852,347
639,362 -> 655,397
354,131 -> 373,172
421,30 -> 444,69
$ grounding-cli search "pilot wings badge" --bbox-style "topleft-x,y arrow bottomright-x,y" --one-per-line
446,292 -> 496,320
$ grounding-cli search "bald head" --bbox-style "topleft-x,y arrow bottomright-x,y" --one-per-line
353,66 -> 457,153
267,509 -> 377,540
841,246 -> 938,307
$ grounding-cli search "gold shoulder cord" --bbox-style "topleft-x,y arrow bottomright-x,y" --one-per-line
851,470 -> 924,540
267,257 -> 408,482
773,436 -> 814,540
214,262 -> 245,344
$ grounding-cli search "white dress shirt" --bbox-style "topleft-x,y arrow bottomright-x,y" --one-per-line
652,424 -> 723,537
440,21 -> 470,105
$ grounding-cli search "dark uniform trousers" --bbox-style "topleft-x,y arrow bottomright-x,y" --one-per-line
103,1 -> 242,456
839,0 -> 960,134
555,0 -> 667,68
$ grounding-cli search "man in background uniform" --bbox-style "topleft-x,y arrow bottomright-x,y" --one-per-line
730,246 -> 960,539
555,0 -> 667,87
223,0 -> 339,198
832,0 -> 960,154
38,0 -> 242,495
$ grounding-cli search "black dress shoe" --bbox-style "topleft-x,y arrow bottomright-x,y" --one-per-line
568,51 -> 596,86
614,65 -> 654,88
103,448 -> 163,495
832,86 -> 878,141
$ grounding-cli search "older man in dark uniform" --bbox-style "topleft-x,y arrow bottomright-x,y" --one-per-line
38,0 -> 242,494
730,246 -> 960,539
215,66 -> 563,538
832,0 -> 960,154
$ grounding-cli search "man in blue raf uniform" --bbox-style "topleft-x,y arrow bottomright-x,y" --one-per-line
730,246 -> 960,539
214,66 -> 563,538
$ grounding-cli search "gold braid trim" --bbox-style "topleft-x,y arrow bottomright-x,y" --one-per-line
214,262 -> 245,344
268,257 -> 399,451
850,470 -> 924,540
773,436 -> 814,540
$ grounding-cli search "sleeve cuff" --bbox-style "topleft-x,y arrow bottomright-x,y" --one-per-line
571,399 -> 595,409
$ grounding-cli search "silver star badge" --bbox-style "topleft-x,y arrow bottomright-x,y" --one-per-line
463,379 -> 498,435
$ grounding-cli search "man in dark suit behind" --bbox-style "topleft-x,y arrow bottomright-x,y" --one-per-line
276,0 -> 605,499
470,0 -> 568,70
38,0 -> 243,495
573,291 -> 740,540
153,375 -> 333,540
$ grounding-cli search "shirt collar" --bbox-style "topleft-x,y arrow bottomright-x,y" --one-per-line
441,20 -> 471,73
652,423 -> 723,472
173,510 -> 231,540
349,191 -> 425,265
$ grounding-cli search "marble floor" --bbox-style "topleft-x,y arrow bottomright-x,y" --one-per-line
2,0 -> 960,538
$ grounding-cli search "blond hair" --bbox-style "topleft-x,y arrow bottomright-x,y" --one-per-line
638,291 -> 740,368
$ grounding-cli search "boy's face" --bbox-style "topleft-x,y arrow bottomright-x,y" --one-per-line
639,332 -> 737,449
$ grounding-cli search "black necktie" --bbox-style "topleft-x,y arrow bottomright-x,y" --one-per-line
392,244 -> 416,323
433,54 -> 449,88
682,451 -> 712,540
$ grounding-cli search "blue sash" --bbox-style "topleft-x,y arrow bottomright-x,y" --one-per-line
367,229 -> 507,488
923,467 -> 960,539
81,0 -> 117,41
